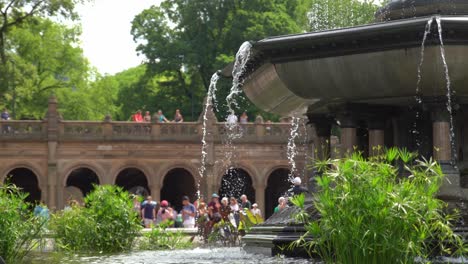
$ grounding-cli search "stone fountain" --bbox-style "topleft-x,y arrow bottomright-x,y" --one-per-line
235,0 -> 468,256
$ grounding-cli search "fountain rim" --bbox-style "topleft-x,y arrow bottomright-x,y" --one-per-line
229,15 -> 468,77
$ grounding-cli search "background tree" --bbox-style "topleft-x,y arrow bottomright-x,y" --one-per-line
0,0 -> 87,102
4,18 -> 90,119
130,0 -> 382,121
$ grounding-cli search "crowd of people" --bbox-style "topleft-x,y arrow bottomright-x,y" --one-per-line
131,109 -> 183,123
133,193 -> 263,238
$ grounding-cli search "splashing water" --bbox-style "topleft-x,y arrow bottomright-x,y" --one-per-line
287,117 -> 301,182
436,17 -> 457,164
226,41 -> 252,114
413,18 -> 434,148
222,41 -> 253,172
198,72 -> 220,198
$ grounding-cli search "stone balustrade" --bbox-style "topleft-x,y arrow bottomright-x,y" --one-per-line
0,119 -> 295,143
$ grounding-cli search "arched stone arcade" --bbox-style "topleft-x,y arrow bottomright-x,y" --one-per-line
161,168 -> 196,211
115,168 -> 150,197
4,168 -> 42,203
66,168 -> 100,196
219,168 -> 255,203
264,168 -> 290,218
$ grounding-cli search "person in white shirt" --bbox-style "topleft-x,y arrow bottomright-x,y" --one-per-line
251,203 -> 262,218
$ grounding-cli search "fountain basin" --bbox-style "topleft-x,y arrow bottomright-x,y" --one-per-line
243,16 -> 468,116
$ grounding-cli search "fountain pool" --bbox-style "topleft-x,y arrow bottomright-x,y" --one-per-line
25,248 -> 316,264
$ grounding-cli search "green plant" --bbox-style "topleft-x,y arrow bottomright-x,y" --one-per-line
138,221 -> 192,250
292,151 -> 466,263
51,185 -> 141,253
0,184 -> 46,263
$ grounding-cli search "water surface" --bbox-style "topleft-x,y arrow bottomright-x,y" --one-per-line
26,247 -> 314,264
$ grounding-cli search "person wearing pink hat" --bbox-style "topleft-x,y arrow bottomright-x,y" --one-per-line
157,200 -> 174,225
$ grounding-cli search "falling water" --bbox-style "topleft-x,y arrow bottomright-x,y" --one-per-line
222,41 -> 253,172
287,117 -> 301,182
413,18 -> 434,148
198,72 -> 220,198
435,16 -> 457,164
226,41 -> 252,115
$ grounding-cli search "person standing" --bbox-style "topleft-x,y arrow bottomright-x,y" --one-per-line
240,111 -> 248,124
1,108 -> 10,120
157,110 -> 170,123
240,194 -> 252,210
274,197 -> 288,213
290,177 -> 308,196
173,109 -> 184,122
251,203 -> 262,218
157,200 -> 174,225
132,110 -> 143,122
143,111 -> 151,122
230,197 -> 240,227
181,196 -> 196,228
141,196 -> 157,228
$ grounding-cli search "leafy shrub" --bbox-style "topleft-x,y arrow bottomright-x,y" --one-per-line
51,185 -> 141,253
0,184 -> 46,263
293,150 -> 466,263
138,221 -> 192,250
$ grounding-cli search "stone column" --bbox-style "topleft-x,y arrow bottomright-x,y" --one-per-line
368,119 -> 385,156
150,184 -> 161,201
432,107 -> 452,162
337,113 -> 358,156
431,105 -> 461,200
253,183 -> 266,217
45,96 -> 60,209
307,115 -> 333,160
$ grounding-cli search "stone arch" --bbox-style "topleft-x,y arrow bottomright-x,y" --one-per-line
215,163 -> 259,191
2,163 -> 44,188
65,167 -> 100,197
157,163 -> 200,188
218,168 -> 256,203
61,163 -> 104,188
4,167 -> 42,204
115,167 -> 150,197
161,168 -> 197,211
264,167 -> 291,218
111,163 -> 153,187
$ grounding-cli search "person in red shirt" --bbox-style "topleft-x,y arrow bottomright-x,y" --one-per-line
132,110 -> 143,122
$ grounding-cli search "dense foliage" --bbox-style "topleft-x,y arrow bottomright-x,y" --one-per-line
292,149 -> 466,263
0,184 -> 46,263
51,185 -> 141,253
138,221 -> 193,250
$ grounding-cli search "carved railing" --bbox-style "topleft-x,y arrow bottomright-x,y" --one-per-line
59,121 -> 104,140
0,120 -> 46,140
0,120 -> 298,143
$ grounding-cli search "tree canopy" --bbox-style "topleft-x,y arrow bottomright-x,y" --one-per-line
0,0 -> 384,121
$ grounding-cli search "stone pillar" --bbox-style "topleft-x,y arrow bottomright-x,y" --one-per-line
253,183 -> 266,217
431,105 -> 461,200
307,114 -> 332,160
102,115 -> 112,139
337,113 -> 358,156
45,95 -> 59,210
432,107 -> 452,162
255,115 -> 265,142
368,119 -> 385,156
150,184 -> 161,201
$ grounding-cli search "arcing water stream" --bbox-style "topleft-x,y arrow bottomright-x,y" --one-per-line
435,16 -> 457,164
198,72 -> 221,197
414,17 -> 457,164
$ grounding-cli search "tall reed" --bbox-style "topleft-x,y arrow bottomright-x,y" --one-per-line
294,149 -> 466,263
0,184 -> 46,263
